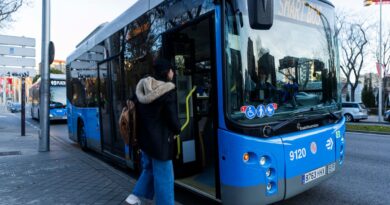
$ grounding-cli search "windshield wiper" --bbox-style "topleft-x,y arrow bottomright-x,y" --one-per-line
294,106 -> 341,120
328,109 -> 341,120
50,101 -> 65,108
262,104 -> 342,137
263,115 -> 308,137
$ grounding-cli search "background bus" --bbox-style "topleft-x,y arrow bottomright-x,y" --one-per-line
30,74 -> 67,121
66,0 -> 345,204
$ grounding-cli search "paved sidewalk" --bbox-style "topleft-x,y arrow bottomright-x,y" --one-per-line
0,132 -> 137,205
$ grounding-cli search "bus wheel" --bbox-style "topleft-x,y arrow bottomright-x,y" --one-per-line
78,121 -> 88,151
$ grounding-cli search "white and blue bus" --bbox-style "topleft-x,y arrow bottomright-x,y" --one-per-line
66,0 -> 345,204
31,74 -> 67,121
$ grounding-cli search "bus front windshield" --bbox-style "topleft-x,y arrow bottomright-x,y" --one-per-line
50,86 -> 67,108
225,0 -> 341,125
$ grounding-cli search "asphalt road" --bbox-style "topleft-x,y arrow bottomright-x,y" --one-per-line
5,107 -> 390,205
275,131 -> 390,205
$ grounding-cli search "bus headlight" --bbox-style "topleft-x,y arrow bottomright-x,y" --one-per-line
260,156 -> 267,166
266,168 -> 272,177
266,183 -> 272,191
49,114 -> 53,118
243,153 -> 250,162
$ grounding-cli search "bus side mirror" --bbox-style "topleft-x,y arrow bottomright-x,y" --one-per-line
49,41 -> 55,65
248,0 -> 274,30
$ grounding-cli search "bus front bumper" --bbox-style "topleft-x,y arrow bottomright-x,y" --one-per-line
221,161 -> 341,205
284,161 -> 340,199
49,115 -> 67,120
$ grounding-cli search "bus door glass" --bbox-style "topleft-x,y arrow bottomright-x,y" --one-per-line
164,14 -> 217,197
108,56 -> 126,157
97,58 -> 125,158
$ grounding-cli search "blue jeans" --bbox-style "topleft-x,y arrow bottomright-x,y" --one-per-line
132,151 -> 174,205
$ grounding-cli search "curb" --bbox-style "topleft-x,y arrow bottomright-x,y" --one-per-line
347,122 -> 390,126
346,130 -> 390,135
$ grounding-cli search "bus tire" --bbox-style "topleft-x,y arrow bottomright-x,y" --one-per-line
78,120 -> 88,151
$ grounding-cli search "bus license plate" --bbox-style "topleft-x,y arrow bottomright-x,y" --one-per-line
302,166 -> 326,184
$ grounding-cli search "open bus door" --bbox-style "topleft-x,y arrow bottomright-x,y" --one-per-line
163,14 -> 220,198
97,56 -> 126,159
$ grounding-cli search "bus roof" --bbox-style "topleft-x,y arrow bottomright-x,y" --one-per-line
67,0 -> 334,64
66,0 -> 164,63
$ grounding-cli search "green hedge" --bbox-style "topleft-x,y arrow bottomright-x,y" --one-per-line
346,124 -> 390,134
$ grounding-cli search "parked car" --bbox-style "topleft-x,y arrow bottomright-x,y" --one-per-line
384,110 -> 390,121
6,101 -> 13,111
342,102 -> 368,122
9,102 -> 21,113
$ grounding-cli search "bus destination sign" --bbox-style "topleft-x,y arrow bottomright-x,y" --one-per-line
50,80 -> 66,86
277,0 -> 331,27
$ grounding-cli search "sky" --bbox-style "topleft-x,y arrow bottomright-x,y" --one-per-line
333,0 -> 390,74
1,0 -> 390,73
1,0 -> 137,61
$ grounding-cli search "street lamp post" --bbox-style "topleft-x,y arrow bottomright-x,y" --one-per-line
39,0 -> 51,152
378,0 -> 383,122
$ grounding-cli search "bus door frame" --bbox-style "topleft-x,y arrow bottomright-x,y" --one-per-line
161,12 -> 221,199
96,54 -> 126,160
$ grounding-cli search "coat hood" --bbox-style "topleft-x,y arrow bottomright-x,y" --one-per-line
136,76 -> 175,104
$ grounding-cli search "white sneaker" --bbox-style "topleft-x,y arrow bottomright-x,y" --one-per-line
125,194 -> 141,205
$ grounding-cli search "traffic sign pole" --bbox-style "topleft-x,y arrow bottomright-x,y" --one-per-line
378,0 -> 383,122
21,77 -> 25,136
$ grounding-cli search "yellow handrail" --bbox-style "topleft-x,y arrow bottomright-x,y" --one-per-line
176,86 -> 197,159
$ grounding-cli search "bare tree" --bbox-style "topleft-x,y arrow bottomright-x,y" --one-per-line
0,0 -> 25,28
380,28 -> 390,75
378,27 -> 390,109
335,12 -> 350,93
339,19 -> 370,102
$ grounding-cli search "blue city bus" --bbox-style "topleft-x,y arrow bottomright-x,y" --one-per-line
30,74 -> 67,121
66,0 -> 346,204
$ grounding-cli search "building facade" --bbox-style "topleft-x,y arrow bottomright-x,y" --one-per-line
0,34 -> 37,104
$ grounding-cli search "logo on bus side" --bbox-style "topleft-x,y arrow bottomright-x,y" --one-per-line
326,138 -> 334,150
310,142 -> 317,154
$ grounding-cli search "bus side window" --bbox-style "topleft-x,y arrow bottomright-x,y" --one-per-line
85,78 -> 98,107
72,83 -> 78,106
72,80 -> 86,107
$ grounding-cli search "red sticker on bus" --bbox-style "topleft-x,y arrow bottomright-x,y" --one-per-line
310,142 -> 317,154
240,106 -> 248,113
